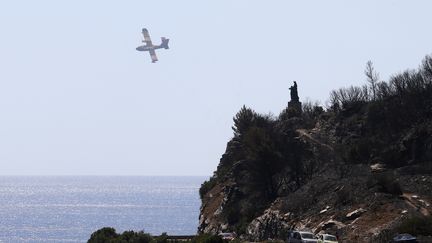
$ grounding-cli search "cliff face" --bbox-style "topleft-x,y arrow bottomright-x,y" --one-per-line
198,56 -> 432,242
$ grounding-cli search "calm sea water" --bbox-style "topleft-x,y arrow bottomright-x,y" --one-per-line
0,176 -> 205,243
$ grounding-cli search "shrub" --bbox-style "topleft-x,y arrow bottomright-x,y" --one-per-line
119,230 -> 153,243
336,185 -> 353,205
329,85 -> 368,110
344,138 -> 372,164
329,54 -> 432,122
154,232 -> 168,243
281,193 -> 311,214
88,227 -> 118,243
302,99 -> 323,128
397,215 -> 432,236
232,105 -> 256,137
374,172 -> 402,195
199,177 -> 217,199
191,234 -> 224,243
88,228 -> 154,243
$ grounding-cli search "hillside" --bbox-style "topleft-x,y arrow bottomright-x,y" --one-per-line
198,55 -> 432,242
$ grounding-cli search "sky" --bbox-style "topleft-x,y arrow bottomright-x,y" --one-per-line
0,0 -> 431,176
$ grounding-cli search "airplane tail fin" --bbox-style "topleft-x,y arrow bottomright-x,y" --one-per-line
160,37 -> 169,49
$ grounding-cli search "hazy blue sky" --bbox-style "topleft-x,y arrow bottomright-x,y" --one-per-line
0,1 -> 431,175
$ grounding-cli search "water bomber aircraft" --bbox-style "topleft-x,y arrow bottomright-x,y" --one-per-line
136,28 -> 169,63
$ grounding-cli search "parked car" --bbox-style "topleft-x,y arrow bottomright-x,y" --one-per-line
390,234 -> 418,243
317,233 -> 338,243
218,232 -> 236,241
287,231 -> 318,243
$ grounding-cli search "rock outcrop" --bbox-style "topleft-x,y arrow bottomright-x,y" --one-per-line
198,56 -> 432,242
247,209 -> 289,241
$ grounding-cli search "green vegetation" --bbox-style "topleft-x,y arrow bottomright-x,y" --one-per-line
374,172 -> 402,195
88,229 -> 228,243
329,55 -> 432,167
202,102 -> 317,233
88,228 -> 165,243
199,177 -> 217,199
191,234 -> 223,243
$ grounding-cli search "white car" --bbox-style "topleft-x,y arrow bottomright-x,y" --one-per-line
218,232 -> 236,241
317,234 -> 338,243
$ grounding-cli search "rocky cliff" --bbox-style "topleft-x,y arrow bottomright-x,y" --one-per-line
198,56 -> 432,242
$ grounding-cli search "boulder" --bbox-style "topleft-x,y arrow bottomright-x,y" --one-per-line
370,163 -> 386,173
320,205 -> 331,214
317,219 -> 346,232
346,208 -> 367,220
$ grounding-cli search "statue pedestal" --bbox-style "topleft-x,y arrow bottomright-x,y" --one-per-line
288,100 -> 302,115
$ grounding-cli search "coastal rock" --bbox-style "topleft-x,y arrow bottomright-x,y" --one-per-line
246,209 -> 289,241
198,71 -> 432,241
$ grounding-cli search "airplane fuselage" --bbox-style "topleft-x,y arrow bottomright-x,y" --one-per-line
136,45 -> 163,52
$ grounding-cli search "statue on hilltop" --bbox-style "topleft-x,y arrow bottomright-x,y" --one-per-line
287,81 -> 302,116
289,81 -> 299,102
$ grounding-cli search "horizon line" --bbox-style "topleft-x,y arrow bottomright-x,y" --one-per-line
0,174 -> 211,177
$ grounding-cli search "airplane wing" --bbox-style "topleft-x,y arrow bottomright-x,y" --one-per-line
149,49 -> 158,63
142,28 -> 153,46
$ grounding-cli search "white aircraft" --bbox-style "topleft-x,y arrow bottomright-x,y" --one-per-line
136,28 -> 169,63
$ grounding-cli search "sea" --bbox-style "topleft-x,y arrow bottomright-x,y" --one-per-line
0,176 -> 206,243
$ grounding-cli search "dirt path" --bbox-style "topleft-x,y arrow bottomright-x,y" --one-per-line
296,129 -> 334,151
401,192 -> 431,216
